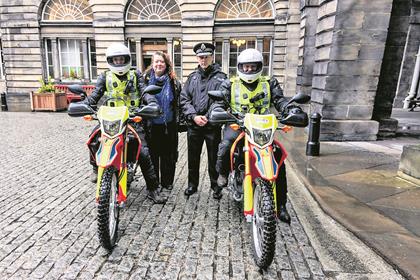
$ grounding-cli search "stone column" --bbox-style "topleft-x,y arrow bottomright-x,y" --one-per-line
394,2 -> 420,108
91,1 -> 125,74
372,0 -> 411,137
136,39 -> 143,72
167,37 -> 173,62
311,0 -> 393,140
0,1 -> 42,111
81,39 -> 90,81
222,39 -> 229,75
297,0 -> 318,96
51,39 -> 60,80
256,37 -> 264,52
181,4 -> 214,82
283,0 -> 301,96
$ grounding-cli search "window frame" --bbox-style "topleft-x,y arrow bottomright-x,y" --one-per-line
0,40 -> 4,80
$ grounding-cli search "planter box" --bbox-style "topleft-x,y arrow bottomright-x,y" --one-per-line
30,91 -> 68,111
54,84 -> 95,104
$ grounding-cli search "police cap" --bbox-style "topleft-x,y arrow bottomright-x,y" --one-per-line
193,42 -> 215,57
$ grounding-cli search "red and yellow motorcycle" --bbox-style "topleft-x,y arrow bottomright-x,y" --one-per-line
209,91 -> 309,269
68,84 -> 161,251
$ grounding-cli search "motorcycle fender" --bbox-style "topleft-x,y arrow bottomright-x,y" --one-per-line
96,135 -> 124,169
95,166 -> 105,202
118,167 -> 127,203
250,145 -> 278,181
230,131 -> 245,171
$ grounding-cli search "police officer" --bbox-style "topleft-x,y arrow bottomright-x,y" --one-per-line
85,43 -> 166,204
180,42 -> 227,199
214,48 -> 295,223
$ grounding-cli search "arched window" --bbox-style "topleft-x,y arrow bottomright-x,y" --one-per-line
126,0 -> 181,21
215,0 -> 273,20
42,0 -> 93,21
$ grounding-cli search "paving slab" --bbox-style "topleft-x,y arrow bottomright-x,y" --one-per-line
280,127 -> 420,279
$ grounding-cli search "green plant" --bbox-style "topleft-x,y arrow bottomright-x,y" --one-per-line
69,68 -> 80,80
36,76 -> 55,94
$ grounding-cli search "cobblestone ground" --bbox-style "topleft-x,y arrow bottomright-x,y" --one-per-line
0,112 -> 325,279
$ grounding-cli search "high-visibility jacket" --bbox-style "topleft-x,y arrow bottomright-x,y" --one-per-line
230,76 -> 271,114
105,70 -> 139,107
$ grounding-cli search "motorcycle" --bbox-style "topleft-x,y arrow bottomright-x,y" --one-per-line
67,84 -> 161,251
209,91 -> 310,269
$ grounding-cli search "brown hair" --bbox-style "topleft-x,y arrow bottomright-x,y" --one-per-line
145,51 -> 176,80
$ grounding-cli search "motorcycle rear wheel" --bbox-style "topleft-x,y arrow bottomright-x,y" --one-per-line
97,167 -> 120,251
250,178 -> 276,269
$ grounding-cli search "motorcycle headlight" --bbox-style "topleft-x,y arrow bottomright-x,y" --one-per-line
252,128 -> 273,147
102,120 -> 121,137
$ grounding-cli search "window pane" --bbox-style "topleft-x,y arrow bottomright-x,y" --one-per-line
263,53 -> 270,67
247,40 -> 255,49
62,67 -> 69,78
215,0 -> 273,19
263,38 -> 270,52
229,54 -> 237,67
59,39 -> 83,80
174,54 -> 181,66
215,54 -> 222,66
215,41 -> 222,53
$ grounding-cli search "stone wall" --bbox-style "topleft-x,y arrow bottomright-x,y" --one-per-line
0,0 -> 41,111
394,1 -> 420,108
310,0 -> 393,140
372,0 -> 411,137
297,0 -> 318,96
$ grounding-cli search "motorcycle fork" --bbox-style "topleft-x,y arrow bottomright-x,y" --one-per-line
118,134 -> 129,205
243,137 -> 253,220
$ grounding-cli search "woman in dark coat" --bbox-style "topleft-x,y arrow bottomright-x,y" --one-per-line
140,51 -> 182,190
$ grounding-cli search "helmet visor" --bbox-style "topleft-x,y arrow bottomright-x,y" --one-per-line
107,55 -> 131,67
238,62 -> 263,75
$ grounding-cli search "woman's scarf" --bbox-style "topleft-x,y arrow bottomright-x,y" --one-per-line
149,70 -> 174,125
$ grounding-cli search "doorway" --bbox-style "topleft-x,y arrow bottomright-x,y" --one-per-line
141,39 -> 167,70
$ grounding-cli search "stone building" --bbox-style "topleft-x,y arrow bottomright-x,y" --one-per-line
0,0 -> 419,141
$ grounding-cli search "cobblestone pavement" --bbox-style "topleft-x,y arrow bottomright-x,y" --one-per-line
0,112 -> 394,279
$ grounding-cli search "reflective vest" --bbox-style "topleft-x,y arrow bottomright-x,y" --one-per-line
230,76 -> 271,114
105,70 -> 140,108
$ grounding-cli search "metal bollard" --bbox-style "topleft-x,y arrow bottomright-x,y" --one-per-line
306,113 -> 321,156
1,92 -> 7,111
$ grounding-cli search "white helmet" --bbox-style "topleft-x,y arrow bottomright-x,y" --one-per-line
106,43 -> 131,75
237,48 -> 263,83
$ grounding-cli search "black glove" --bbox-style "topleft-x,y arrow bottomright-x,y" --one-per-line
282,104 -> 301,117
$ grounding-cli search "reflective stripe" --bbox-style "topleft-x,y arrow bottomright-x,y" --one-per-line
106,71 -> 113,98
232,78 -> 241,113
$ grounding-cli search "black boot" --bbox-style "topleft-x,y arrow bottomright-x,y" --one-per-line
184,186 -> 197,196
147,189 -> 167,204
90,167 -> 98,183
278,204 -> 291,224
212,185 -> 223,200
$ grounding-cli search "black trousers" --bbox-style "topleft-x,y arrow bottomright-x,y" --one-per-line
216,125 -> 288,205
187,126 -> 221,190
88,123 -> 159,191
148,122 -> 178,187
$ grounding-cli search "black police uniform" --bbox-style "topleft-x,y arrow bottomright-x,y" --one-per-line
180,42 -> 227,198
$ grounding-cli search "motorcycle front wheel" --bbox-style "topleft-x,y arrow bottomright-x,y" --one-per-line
97,167 -> 120,251
250,178 -> 276,269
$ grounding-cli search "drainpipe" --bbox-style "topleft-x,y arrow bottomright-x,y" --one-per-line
403,44 -> 420,109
